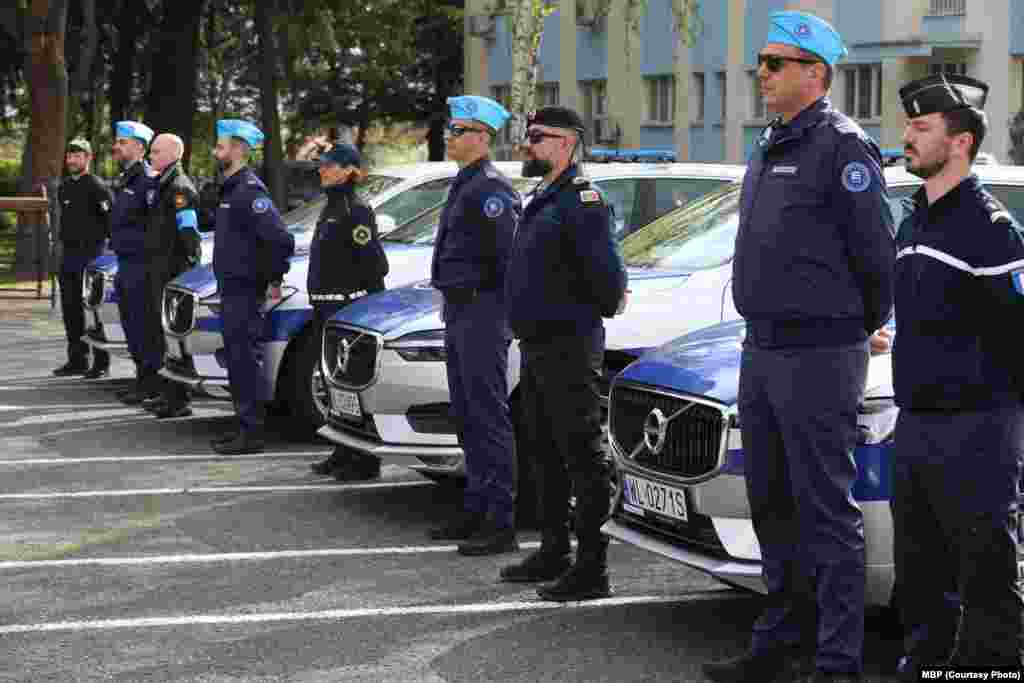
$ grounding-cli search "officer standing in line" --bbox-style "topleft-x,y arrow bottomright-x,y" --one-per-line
210,119 -> 295,455
890,75 -> 1024,677
306,143 -> 389,481
500,106 -> 626,600
53,138 -> 113,377
109,121 -> 157,405
138,133 -> 201,420
703,12 -> 895,683
426,96 -> 521,557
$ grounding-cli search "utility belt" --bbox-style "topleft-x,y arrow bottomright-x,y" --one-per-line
309,289 -> 369,303
745,317 -> 867,349
441,285 -> 500,306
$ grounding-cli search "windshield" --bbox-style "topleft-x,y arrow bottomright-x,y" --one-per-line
278,174 -> 403,236
620,182 -> 741,271
382,177 -> 540,246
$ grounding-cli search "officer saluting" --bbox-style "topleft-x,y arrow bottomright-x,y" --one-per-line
306,144 -> 389,481
426,96 -> 521,556
109,121 -> 158,405
500,106 -> 626,601
54,138 -> 113,378
704,12 -> 895,683
210,119 -> 296,455
891,75 -> 1024,676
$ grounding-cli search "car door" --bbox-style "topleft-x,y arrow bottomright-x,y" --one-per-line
374,178 -> 455,233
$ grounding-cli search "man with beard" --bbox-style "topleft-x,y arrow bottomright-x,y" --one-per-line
109,121 -> 158,405
54,138 -> 112,378
890,74 -> 1024,678
209,119 -> 295,455
139,133 -> 201,419
703,12 -> 894,683
500,106 -> 626,601
426,96 -> 521,556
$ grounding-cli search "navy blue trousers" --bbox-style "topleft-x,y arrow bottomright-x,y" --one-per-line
739,340 -> 869,674
893,405 -> 1024,667
116,259 -> 161,375
221,281 -> 269,433
443,291 -> 515,529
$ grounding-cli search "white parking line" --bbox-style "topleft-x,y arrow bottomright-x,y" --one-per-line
0,451 -> 330,466
0,480 -> 432,500
0,591 -> 741,635
0,403 -> 140,412
0,542 -> 548,570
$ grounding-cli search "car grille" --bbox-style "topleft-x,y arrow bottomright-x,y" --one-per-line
407,403 -> 457,435
610,383 -> 728,482
322,325 -> 381,389
327,411 -> 381,441
85,271 -> 105,308
163,288 -> 196,335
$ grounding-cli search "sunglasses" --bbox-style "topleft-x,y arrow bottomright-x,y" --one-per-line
757,53 -> 821,73
523,130 -> 566,145
445,123 -> 487,138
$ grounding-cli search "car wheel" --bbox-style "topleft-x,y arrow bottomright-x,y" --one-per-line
276,327 -> 327,438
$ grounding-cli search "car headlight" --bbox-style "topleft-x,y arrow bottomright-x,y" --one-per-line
385,329 -> 447,362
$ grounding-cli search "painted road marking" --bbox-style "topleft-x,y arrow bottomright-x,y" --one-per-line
0,591 -> 742,635
0,480 -> 433,500
0,451 -> 331,466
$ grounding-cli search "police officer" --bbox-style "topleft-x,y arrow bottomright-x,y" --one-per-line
139,133 -> 201,419
891,74 -> 1024,677
306,143 -> 389,481
210,119 -> 295,455
109,121 -> 158,405
500,106 -> 626,600
426,96 -> 521,557
703,12 -> 895,683
54,138 -> 112,377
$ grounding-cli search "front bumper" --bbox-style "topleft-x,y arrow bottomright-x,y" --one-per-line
82,304 -> 129,357
159,335 -> 289,402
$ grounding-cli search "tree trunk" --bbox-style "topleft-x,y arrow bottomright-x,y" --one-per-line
145,0 -> 205,171
255,0 -> 285,209
507,0 -> 546,143
109,1 -> 140,124
15,0 -> 68,278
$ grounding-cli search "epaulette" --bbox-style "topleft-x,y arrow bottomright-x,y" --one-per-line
572,176 -> 591,186
984,196 -> 1013,224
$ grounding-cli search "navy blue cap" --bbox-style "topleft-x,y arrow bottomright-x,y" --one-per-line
319,144 -> 362,168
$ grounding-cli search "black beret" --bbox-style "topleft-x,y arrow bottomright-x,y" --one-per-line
527,106 -> 585,133
899,73 -> 988,118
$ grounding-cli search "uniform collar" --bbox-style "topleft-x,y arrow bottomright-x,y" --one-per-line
532,163 -> 580,204
122,159 -> 146,180
770,96 -> 831,142
158,162 -> 180,187
455,157 -> 489,184
222,166 -> 252,192
915,173 -> 982,223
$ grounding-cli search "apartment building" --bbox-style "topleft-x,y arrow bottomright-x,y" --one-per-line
463,0 -> 1024,163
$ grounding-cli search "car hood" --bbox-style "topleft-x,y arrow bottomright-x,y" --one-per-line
169,264 -> 218,298
88,253 -> 119,273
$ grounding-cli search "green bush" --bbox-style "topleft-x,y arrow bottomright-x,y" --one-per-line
0,159 -> 19,197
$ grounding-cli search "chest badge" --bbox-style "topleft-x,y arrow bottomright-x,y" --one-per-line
483,196 -> 505,218
841,161 -> 872,193
771,165 -> 798,176
352,225 -> 372,246
252,197 -> 271,214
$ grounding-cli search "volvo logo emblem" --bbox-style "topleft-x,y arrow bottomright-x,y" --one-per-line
168,293 -> 184,327
333,338 -> 352,380
643,408 -> 668,455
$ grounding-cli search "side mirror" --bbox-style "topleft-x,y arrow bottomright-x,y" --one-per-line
377,214 -> 397,235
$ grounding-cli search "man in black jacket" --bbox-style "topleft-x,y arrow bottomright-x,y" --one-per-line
139,133 -> 201,419
55,138 -> 112,377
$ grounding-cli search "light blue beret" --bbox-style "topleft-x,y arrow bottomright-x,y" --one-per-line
216,119 -> 265,148
447,96 -> 511,132
766,11 -> 848,66
114,121 -> 154,145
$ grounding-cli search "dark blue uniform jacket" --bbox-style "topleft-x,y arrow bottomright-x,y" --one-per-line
431,158 -> 520,295
733,97 -> 895,347
307,183 -> 388,296
504,164 -> 627,341
212,167 -> 295,287
110,160 -> 153,261
893,175 -> 1024,411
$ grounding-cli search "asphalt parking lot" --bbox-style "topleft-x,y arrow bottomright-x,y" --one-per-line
0,307 -> 905,682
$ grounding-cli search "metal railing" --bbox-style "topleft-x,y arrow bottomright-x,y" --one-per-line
929,0 -> 966,16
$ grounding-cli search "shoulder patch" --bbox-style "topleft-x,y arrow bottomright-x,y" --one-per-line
174,192 -> 188,209
483,195 -> 505,218
841,161 -> 871,193
579,189 -> 602,204
352,225 -> 372,246
252,197 -> 271,214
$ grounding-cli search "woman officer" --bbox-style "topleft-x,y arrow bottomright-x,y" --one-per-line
307,144 -> 389,480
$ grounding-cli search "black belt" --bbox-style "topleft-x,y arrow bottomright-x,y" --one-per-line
745,318 -> 867,349
441,286 -> 499,305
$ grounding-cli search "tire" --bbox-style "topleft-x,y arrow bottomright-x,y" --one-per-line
275,327 -> 328,439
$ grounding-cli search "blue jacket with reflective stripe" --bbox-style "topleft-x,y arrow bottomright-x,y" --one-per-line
109,160 -> 153,261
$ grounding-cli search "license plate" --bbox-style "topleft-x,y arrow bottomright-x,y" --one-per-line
330,388 -> 361,418
166,340 -> 182,360
621,474 -> 688,522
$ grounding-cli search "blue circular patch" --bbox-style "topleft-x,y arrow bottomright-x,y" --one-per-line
483,196 -> 504,218
252,197 -> 271,214
841,162 -> 871,193
795,23 -> 811,38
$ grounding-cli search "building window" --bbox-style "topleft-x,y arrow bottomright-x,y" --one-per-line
645,76 -> 675,124
580,80 -> 609,143
716,71 -> 727,121
537,82 -> 560,107
490,84 -> 514,145
749,71 -> 766,120
841,64 -> 882,120
930,62 -> 967,76
692,72 -> 705,122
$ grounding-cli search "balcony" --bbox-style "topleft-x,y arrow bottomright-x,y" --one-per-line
928,0 -> 965,16
922,0 -> 977,46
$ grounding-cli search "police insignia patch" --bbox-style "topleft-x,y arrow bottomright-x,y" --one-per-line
483,196 -> 504,218
795,23 -> 811,38
841,162 -> 871,193
353,225 -> 372,246
174,193 -> 187,209
579,190 -> 601,204
252,197 -> 270,214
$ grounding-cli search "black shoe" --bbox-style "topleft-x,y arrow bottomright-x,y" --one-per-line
212,432 -> 265,455
500,548 -> 572,583
53,361 -> 89,377
428,512 -> 482,541
310,458 -> 336,476
808,672 -> 862,683
154,404 -> 192,420
703,648 -> 810,683
120,391 -> 158,406
536,565 -> 611,602
141,396 -> 166,411
211,433 -> 239,448
82,365 -> 109,380
458,523 -> 519,557
332,457 -> 381,482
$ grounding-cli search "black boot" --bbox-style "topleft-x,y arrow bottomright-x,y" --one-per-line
153,403 -> 192,419
702,648 -> 810,683
211,432 -> 240,447
457,520 -> 519,556
83,349 -> 110,379
427,510 -> 482,541
536,542 -> 610,602
332,452 -> 381,481
212,431 -> 265,455
500,534 -> 572,582
53,359 -> 89,377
